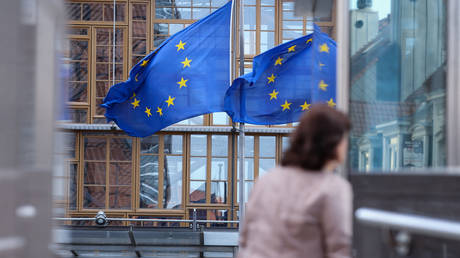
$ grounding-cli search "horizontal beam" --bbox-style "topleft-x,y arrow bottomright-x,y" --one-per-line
56,122 -> 295,134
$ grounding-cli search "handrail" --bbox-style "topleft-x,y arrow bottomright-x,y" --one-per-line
355,207 -> 460,241
53,217 -> 240,224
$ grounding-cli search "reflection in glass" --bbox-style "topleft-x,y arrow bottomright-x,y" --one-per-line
211,158 -> 228,180
244,6 -> 256,30
261,7 -> 275,30
163,156 -> 183,209
260,31 -> 275,52
190,181 -> 206,203
83,186 -> 105,208
141,135 -> 159,154
110,138 -> 132,161
84,162 -> 105,184
282,136 -> 290,152
109,162 -> 131,186
259,159 -> 276,177
69,163 -> 78,210
349,0 -> 446,171
212,112 -> 229,125
237,182 -> 253,203
109,186 -> 131,209
176,115 -> 204,125
212,135 -> 228,156
259,136 -> 276,157
190,157 -> 207,180
211,182 -> 227,204
140,156 -> 159,208
164,135 -> 183,154
237,158 -> 254,180
191,135 -> 207,156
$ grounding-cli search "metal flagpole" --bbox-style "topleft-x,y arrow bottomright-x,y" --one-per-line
237,0 -> 246,225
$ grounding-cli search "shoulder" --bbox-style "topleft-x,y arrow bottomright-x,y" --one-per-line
323,173 -> 353,199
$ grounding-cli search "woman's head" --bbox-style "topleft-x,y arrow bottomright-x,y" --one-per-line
281,105 -> 351,171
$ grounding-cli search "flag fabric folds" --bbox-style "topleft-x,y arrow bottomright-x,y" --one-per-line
102,1 -> 232,137
224,24 -> 336,125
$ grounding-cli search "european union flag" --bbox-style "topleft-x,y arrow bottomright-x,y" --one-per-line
102,1 -> 232,137
224,24 -> 336,124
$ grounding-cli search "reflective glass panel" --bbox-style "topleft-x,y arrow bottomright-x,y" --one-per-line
139,155 -> 159,208
212,135 -> 228,156
163,156 -> 183,209
109,186 -> 131,209
211,158 -> 228,180
190,135 -> 207,156
349,0 -> 446,171
259,158 -> 276,178
84,162 -> 105,185
83,186 -> 105,208
190,181 -> 206,203
110,138 -> 132,161
164,135 -> 183,154
190,157 -> 207,180
259,136 -> 276,157
140,135 -> 159,154
211,181 -> 227,204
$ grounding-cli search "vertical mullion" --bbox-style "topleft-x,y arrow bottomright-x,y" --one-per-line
206,134 -> 211,203
256,0 -> 261,54
78,133 -> 84,211
158,134 -> 165,209
134,137 -> 140,211
183,133 -> 188,208
90,27 -> 96,123
106,136 -> 110,210
254,136 -> 260,179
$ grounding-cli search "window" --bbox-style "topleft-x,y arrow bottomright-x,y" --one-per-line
131,2 -> 149,67
349,0 -> 446,171
189,134 -> 230,204
83,136 -> 133,210
66,2 -> 127,23
237,135 -> 277,203
139,134 -> 184,209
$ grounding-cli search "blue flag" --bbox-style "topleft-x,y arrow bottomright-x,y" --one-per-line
102,1 -> 232,137
224,24 -> 336,124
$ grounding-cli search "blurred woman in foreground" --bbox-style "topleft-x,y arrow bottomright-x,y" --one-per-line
238,105 -> 352,258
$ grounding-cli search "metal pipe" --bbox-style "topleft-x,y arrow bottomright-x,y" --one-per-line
53,217 -> 239,224
355,208 -> 460,241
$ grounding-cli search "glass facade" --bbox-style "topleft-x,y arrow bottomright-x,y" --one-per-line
349,0 -> 446,172
62,0 -> 336,226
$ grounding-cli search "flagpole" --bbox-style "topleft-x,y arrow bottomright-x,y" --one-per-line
237,0 -> 246,225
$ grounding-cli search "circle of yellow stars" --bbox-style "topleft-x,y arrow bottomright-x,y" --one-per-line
130,40 -> 191,118
265,38 -> 335,112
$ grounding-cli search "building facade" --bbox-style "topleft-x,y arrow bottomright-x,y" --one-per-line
60,0 -> 337,226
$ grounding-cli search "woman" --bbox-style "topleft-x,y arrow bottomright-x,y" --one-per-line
238,105 -> 352,258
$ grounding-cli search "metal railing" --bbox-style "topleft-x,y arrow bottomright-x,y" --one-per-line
54,209 -> 239,231
355,207 -> 460,241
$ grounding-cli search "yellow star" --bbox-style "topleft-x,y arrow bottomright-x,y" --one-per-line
288,45 -> 296,52
181,57 -> 192,68
281,100 -> 292,111
156,107 -> 163,116
165,96 -> 175,107
140,59 -> 149,67
269,89 -> 279,100
130,92 -> 136,99
319,63 -> 325,70
274,57 -> 283,66
300,101 -> 311,111
267,74 -> 276,84
319,43 -> 329,53
319,80 -> 328,91
327,98 -> 336,108
176,40 -> 186,51
306,38 -> 312,44
135,73 -> 139,82
177,77 -> 188,88
145,107 -> 152,117
131,98 -> 140,109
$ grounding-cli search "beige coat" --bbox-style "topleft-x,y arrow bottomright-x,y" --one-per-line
238,166 -> 352,258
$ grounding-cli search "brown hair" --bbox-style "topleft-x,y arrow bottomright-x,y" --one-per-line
281,104 -> 351,171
